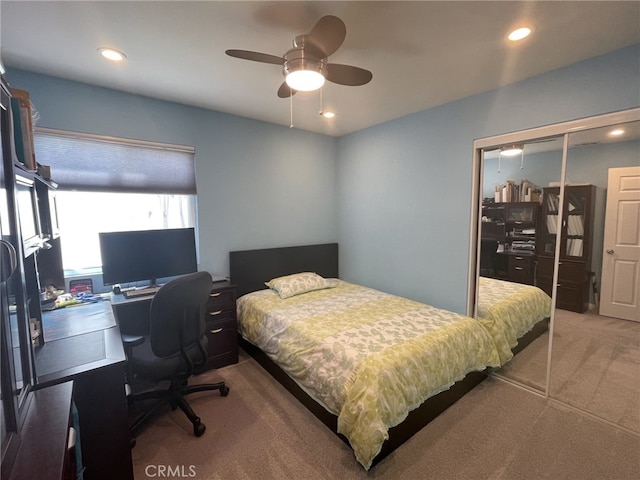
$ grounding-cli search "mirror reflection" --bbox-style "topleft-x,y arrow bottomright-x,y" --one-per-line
549,121 -> 640,433
477,137 -> 563,391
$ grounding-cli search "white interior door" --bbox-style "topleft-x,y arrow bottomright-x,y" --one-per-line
599,166 -> 640,321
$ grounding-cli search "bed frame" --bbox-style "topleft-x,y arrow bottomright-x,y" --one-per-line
229,243 -> 488,467
511,317 -> 549,356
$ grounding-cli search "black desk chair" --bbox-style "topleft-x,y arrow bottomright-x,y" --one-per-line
122,271 -> 229,438
480,238 -> 499,277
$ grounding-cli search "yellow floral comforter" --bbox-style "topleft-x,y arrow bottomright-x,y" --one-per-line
477,277 -> 552,364
237,280 -> 501,469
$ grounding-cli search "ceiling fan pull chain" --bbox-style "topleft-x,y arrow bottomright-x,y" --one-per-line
290,89 -> 294,128
520,151 -> 525,170
319,87 -> 323,115
497,152 -> 501,173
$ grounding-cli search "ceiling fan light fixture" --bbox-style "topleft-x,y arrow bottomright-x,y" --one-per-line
500,144 -> 524,157
286,69 -> 325,91
283,55 -> 326,92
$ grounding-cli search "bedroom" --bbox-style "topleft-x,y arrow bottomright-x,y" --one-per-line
1,1 -> 639,479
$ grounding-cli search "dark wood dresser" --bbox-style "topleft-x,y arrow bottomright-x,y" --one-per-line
203,281 -> 239,370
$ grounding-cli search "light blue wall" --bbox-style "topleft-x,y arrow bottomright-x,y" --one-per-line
7,44 -> 639,313
337,45 -> 640,312
5,71 -> 339,277
483,152 -> 564,200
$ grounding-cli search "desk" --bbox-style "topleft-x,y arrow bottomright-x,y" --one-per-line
36,301 -> 134,480
482,249 -> 536,286
110,292 -> 154,335
8,382 -> 74,480
110,282 -> 240,370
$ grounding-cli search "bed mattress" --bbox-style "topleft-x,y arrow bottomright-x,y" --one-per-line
477,277 -> 552,364
237,279 -> 501,469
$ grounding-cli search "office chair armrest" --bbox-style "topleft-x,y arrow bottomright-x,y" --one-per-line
121,334 -> 145,348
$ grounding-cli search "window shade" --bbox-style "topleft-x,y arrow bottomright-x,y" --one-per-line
33,129 -> 196,194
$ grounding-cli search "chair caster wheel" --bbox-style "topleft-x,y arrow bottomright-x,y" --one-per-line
194,422 -> 206,437
220,385 -> 230,397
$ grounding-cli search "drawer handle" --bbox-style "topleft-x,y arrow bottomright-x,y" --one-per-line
515,256 -> 523,260
515,266 -> 523,270
209,310 -> 222,316
210,328 -> 223,334
210,292 -> 222,297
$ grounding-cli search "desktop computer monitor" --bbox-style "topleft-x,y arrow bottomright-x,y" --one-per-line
99,227 -> 198,286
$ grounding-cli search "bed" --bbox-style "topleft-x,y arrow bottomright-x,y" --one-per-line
230,243 -> 502,469
476,276 -> 552,365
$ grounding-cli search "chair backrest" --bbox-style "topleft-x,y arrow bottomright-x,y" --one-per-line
148,271 -> 212,358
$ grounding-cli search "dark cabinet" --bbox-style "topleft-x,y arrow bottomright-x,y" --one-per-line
203,281 -> 238,370
481,201 -> 539,285
1,77 -> 73,480
1,74 -> 37,480
504,202 -> 538,254
2,79 -> 123,480
480,204 -> 505,240
537,185 -> 596,312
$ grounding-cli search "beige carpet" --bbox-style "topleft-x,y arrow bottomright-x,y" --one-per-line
131,349 -> 640,480
493,308 -> 640,433
549,310 -> 640,432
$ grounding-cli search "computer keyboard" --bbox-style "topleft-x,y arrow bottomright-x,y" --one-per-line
122,287 -> 160,299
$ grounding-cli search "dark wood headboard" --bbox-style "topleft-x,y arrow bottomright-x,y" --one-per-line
229,243 -> 339,297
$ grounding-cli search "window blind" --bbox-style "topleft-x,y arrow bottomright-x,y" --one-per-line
33,128 -> 196,194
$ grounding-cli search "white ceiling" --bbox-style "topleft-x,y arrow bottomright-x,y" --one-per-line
1,1 -> 639,137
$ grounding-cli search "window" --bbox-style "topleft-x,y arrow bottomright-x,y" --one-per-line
56,191 -> 196,274
34,129 -> 197,275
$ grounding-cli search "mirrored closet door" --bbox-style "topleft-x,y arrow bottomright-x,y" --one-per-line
550,120 -> 640,434
470,108 -> 640,434
477,137 -> 563,392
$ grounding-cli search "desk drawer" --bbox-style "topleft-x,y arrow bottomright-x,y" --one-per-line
201,281 -> 238,370
507,255 -> 534,285
206,307 -> 235,322
204,317 -> 238,369
207,288 -> 236,315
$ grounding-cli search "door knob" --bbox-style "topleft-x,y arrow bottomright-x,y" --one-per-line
606,249 -> 614,254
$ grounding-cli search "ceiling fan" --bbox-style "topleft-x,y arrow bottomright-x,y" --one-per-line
225,15 -> 373,98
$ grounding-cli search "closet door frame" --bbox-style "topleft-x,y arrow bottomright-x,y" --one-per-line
468,107 -> 640,398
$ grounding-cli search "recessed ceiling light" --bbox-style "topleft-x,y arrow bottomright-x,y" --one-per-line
321,111 -> 335,119
98,47 -> 126,62
608,128 -> 625,137
508,27 -> 532,42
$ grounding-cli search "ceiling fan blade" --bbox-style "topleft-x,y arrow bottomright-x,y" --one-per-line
306,15 -> 346,58
277,82 -> 298,98
325,64 -> 373,86
225,49 -> 284,65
